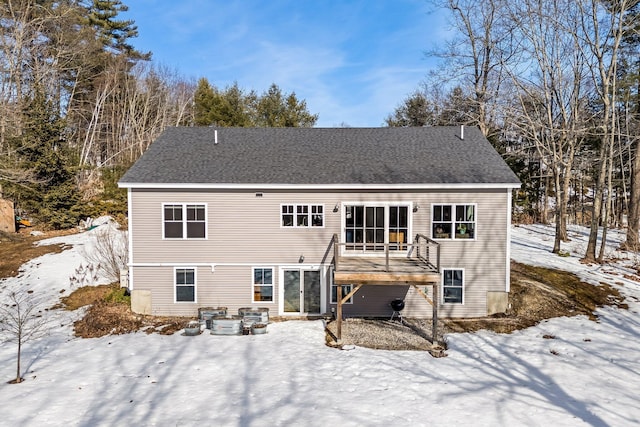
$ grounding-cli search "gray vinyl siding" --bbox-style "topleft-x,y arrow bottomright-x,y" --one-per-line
128,188 -> 510,318
134,265 -> 279,317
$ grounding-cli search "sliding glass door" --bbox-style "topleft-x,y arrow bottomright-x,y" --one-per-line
283,269 -> 321,314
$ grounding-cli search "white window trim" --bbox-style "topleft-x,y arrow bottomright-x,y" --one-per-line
280,203 -> 325,228
174,266 -> 197,303
330,283 -> 354,304
441,267 -> 464,305
341,201 -> 413,256
277,265 -> 328,315
430,203 -> 477,241
162,202 -> 208,240
252,266 -> 274,303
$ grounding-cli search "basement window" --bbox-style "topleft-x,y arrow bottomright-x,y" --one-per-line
442,269 -> 464,304
331,284 -> 353,304
175,268 -> 196,302
253,267 -> 274,302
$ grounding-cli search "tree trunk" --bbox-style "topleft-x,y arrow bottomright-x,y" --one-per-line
598,141 -> 616,261
16,337 -> 22,383
624,140 -> 640,250
543,174 -> 549,224
584,145 -> 608,262
553,170 -> 563,253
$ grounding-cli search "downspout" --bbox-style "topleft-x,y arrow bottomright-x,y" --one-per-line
127,187 -> 134,290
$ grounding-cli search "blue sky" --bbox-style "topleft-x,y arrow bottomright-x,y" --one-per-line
122,1 -> 450,127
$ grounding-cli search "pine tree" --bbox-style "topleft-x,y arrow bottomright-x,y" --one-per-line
194,81 -> 318,127
10,88 -> 81,228
254,84 -> 318,127
85,0 -> 150,59
385,91 -> 439,127
194,78 -> 217,126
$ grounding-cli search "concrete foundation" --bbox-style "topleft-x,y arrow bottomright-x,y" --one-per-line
131,289 -> 152,315
487,291 -> 509,315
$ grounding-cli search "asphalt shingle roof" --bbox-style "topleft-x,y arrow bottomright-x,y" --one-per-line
119,126 -> 521,187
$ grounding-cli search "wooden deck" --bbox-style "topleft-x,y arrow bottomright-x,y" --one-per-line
332,233 -> 441,285
334,256 -> 440,284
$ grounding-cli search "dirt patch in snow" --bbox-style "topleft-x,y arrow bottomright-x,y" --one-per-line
0,229 -> 76,278
72,300 -> 190,338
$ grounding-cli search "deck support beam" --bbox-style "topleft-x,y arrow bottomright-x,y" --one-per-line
336,284 -> 363,343
337,284 -> 342,342
411,283 -> 439,345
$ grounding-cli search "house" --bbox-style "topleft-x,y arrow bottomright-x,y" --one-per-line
118,126 -> 521,320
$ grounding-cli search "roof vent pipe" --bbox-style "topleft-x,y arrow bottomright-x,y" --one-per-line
460,125 -> 464,140
214,129 -> 218,145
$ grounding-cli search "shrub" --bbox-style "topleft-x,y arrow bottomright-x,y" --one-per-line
81,226 -> 128,283
104,286 -> 130,305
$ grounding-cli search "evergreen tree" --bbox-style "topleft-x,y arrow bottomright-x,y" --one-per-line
254,83 -> 317,127
9,88 -> 81,228
194,80 -> 318,127
210,82 -> 255,127
385,90 -> 439,127
85,0 -> 150,59
194,78 -> 217,126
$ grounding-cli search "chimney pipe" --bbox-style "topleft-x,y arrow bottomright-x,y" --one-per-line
460,125 -> 464,140
214,129 -> 218,144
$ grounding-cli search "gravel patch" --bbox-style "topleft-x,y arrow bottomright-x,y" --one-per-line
325,318 -> 448,351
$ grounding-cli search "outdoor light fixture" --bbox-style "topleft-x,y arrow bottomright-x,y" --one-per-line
299,255 -> 305,263
333,203 -> 340,212
413,204 -> 420,212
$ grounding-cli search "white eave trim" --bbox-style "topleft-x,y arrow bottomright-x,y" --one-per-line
129,262 -> 330,271
118,182 -> 522,190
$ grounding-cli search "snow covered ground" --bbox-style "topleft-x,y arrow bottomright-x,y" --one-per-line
0,223 -> 639,426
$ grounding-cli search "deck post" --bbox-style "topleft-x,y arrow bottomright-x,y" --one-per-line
432,283 -> 438,344
336,282 -> 343,342
385,244 -> 389,271
333,234 -> 339,272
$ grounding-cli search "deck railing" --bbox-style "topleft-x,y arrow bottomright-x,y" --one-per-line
333,233 -> 440,273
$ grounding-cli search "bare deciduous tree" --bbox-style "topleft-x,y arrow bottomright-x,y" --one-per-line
504,0 -> 590,253
0,291 -> 48,384
428,0 -> 512,137
578,0 -> 633,262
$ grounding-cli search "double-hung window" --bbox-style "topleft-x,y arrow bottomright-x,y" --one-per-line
163,204 -> 206,239
442,269 -> 464,304
281,204 -> 324,228
175,268 -> 196,302
432,204 -> 475,240
253,267 -> 274,302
